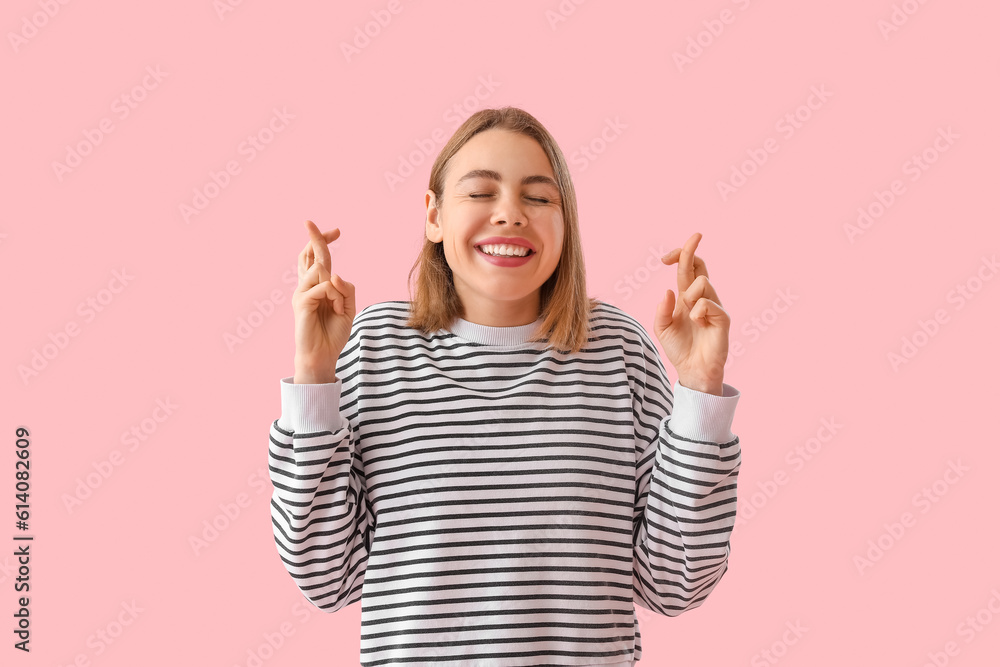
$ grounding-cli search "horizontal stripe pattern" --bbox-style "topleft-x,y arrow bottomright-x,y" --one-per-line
268,300 -> 741,666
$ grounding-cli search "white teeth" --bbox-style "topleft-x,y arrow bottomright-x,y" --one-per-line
478,243 -> 530,257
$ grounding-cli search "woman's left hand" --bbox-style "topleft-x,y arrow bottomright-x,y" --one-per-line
653,232 -> 730,396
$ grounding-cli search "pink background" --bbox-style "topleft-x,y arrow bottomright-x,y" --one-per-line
4,1 -> 999,665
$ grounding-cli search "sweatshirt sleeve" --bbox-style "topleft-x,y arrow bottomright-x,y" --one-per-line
267,321 -> 373,613
629,326 -> 741,617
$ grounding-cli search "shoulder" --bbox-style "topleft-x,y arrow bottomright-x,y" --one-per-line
340,301 -> 414,346
587,300 -> 670,388
353,300 -> 412,327
587,299 -> 660,357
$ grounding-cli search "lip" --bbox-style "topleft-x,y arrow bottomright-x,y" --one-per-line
473,236 -> 536,253
475,245 -> 534,267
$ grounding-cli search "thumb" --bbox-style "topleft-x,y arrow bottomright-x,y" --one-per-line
654,289 -> 675,338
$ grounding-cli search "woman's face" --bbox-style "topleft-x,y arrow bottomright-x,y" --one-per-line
425,128 -> 565,327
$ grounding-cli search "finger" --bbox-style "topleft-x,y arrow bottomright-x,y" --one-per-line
676,232 -> 702,294
678,274 -> 722,310
304,220 -> 331,283
298,231 -> 339,283
301,278 -> 344,315
661,247 -> 709,281
298,242 -> 314,282
299,228 -> 339,262
330,273 -> 356,317
295,263 -> 338,292
296,257 -> 326,292
653,288 -> 676,337
304,220 -> 337,283
689,297 -> 730,328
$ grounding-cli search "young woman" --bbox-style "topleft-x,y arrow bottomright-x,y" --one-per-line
268,107 -> 741,667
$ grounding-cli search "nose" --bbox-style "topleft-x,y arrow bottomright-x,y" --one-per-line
492,191 -> 526,227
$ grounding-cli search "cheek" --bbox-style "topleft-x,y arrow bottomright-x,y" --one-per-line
551,222 -> 565,255
449,239 -> 475,265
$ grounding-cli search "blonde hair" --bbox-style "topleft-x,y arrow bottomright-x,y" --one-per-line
406,106 -> 600,354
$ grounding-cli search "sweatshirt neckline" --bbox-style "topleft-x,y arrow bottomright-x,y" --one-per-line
447,314 -> 544,346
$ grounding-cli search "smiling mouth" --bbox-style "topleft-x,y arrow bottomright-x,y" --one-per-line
475,245 -> 535,258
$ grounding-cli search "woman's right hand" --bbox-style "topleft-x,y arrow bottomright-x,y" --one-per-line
291,220 -> 356,383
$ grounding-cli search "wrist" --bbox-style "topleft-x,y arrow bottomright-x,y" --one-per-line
294,357 -> 338,384
293,371 -> 338,384
677,376 -> 723,396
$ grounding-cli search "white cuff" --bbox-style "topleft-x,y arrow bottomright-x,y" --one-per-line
277,376 -> 344,434
666,381 -> 740,443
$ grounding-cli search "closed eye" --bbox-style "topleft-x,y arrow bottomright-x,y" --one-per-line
469,194 -> 551,203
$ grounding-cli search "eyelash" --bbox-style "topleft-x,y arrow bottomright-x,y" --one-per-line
469,194 -> 551,203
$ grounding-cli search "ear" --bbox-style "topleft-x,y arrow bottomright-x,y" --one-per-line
425,189 -> 443,243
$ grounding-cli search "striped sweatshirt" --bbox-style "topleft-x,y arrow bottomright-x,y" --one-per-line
267,300 -> 741,667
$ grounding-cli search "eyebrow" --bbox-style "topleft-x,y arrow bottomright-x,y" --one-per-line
455,169 -> 559,190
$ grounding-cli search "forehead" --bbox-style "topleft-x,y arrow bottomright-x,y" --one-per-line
447,129 -> 554,181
